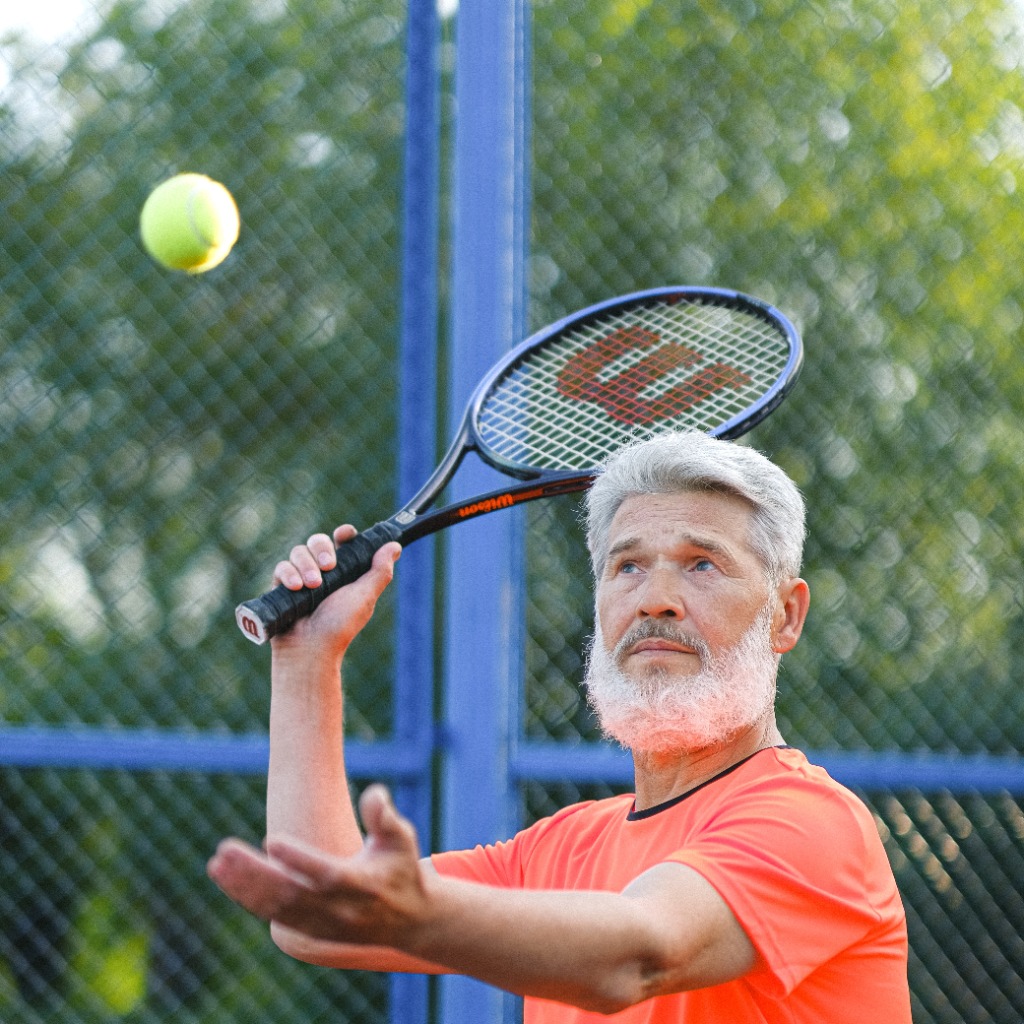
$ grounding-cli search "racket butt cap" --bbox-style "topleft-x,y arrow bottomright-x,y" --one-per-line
235,602 -> 270,645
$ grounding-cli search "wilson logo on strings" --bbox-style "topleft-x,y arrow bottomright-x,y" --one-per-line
556,325 -> 751,426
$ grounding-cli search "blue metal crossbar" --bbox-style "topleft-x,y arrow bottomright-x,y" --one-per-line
509,740 -> 1024,795
0,726 -> 428,778
1,726 -> 1022,794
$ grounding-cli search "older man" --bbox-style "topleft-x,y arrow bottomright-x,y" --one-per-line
209,430 -> 911,1022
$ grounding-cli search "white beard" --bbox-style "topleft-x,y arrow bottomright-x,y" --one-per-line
583,606 -> 781,756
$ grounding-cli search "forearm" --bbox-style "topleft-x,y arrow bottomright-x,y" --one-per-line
266,642 -> 362,857
403,877 -> 669,1013
270,921 -> 451,975
271,868 -> 663,1001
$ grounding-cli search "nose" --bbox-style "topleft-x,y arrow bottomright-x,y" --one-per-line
637,567 -> 685,619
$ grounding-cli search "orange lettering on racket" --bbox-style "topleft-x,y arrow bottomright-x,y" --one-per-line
556,326 -> 751,426
457,493 -> 516,518
456,486 -> 548,519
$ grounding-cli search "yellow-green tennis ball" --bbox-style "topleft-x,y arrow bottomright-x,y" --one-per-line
139,173 -> 240,273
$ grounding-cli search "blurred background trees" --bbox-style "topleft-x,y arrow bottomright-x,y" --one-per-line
2,0 -> 1023,1019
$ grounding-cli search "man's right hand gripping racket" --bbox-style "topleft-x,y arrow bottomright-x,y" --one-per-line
235,286 -> 802,644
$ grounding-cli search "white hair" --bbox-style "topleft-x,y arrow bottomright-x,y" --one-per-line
584,430 -> 805,583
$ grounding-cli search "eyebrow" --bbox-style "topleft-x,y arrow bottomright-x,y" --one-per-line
605,531 -> 740,567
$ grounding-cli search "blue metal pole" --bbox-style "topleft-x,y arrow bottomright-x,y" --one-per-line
392,0 -> 442,1021
439,1 -> 530,1021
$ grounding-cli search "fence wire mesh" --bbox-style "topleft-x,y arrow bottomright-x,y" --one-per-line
2,0 -> 405,1019
1,0 -> 1023,1021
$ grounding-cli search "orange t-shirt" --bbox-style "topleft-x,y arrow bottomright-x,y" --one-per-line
431,746 -> 910,1023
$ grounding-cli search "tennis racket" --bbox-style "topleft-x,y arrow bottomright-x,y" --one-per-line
235,286 -> 802,644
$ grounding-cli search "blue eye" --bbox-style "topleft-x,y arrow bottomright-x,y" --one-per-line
693,558 -> 715,572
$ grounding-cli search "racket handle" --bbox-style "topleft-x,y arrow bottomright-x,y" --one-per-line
234,520 -> 403,645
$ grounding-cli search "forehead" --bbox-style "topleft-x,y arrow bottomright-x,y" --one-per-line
607,491 -> 757,555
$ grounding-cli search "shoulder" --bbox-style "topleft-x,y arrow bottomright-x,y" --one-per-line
674,746 -> 894,899
669,749 -> 907,998
752,747 -> 880,835
516,793 -> 637,852
712,747 -> 876,822
431,793 -> 636,886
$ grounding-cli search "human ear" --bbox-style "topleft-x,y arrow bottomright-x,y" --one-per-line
771,578 -> 810,653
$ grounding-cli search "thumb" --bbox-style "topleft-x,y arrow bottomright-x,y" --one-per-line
369,541 -> 401,583
359,784 -> 419,857
350,542 -> 401,610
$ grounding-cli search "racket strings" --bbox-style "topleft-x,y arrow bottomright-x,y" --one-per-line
477,299 -> 791,470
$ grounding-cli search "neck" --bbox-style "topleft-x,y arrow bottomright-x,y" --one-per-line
630,714 -> 784,812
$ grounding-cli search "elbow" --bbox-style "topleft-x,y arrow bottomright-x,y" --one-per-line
578,986 -> 650,1017
574,957 -> 668,1016
595,938 -> 713,1014
588,993 -> 645,1017
559,988 -> 634,1017
591,933 -> 752,1011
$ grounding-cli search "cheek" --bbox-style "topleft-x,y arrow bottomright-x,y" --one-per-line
692,595 -> 759,648
595,591 -> 625,646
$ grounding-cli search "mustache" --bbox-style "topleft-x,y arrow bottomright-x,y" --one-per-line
612,619 -> 709,662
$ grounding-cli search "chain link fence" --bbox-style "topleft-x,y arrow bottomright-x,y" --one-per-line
524,2 -> 1024,1020
2,0 -> 405,1020
2,0 -> 1023,1021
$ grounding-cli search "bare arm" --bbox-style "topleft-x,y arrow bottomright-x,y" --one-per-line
253,526 -> 435,970
264,525 -> 400,855
210,785 -> 757,1011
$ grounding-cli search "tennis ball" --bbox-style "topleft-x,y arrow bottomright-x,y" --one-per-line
139,173 -> 240,273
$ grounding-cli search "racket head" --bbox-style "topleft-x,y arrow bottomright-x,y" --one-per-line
466,286 -> 802,478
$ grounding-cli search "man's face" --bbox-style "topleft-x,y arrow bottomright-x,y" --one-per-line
585,491 -> 785,755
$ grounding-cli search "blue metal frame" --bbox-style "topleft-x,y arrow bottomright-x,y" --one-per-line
438,1 -> 531,1021
389,0 -> 442,1020
2,728 -> 1022,796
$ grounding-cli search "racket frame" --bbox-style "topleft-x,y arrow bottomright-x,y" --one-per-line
235,285 -> 802,643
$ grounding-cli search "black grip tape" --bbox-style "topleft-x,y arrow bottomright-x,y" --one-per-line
235,520 -> 403,645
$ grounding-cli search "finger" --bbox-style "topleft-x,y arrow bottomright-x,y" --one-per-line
273,559 -> 305,591
261,835 -> 394,897
359,784 -> 419,857
262,839 -> 370,905
288,540 -> 328,588
349,543 -> 402,613
306,532 -> 339,571
333,524 -> 358,546
262,836 -> 348,887
211,843 -> 351,941
338,543 -> 401,615
208,837 -> 282,883
207,839 -> 306,920
358,783 -> 393,831
371,542 -> 402,580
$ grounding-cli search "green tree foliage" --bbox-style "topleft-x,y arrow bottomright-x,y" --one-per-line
527,0 -> 1024,755
4,0 -> 1024,1019
1,1 -> 403,1018
1,0 -> 405,733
